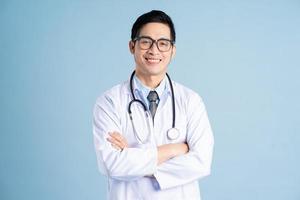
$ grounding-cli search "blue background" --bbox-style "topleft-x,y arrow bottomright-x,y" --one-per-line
1,0 -> 299,199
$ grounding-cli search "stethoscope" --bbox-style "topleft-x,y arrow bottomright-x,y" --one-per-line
128,70 -> 180,144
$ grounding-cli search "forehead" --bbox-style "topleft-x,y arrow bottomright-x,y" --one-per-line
139,22 -> 171,39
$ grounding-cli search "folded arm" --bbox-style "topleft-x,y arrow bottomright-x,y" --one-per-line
93,95 -> 158,181
108,131 -> 189,165
153,94 -> 214,189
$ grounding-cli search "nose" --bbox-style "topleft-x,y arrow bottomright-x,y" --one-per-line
148,41 -> 160,54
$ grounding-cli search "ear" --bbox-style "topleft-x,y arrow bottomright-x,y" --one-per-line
171,45 -> 176,59
129,41 -> 135,54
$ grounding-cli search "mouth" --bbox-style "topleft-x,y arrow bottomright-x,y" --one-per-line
145,57 -> 162,64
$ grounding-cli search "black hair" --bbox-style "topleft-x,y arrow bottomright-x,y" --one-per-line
131,10 -> 176,42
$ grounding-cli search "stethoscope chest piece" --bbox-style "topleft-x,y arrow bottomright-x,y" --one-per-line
167,128 -> 180,140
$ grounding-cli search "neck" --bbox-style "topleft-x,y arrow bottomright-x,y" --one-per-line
135,71 -> 165,89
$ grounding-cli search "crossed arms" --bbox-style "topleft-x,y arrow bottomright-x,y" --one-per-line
107,131 -> 189,165
93,91 -> 214,189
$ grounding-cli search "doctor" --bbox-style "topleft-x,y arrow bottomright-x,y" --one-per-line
93,10 -> 214,200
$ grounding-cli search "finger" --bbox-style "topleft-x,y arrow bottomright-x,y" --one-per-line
109,132 -> 128,148
110,132 -> 124,142
107,137 -> 124,149
108,133 -> 124,146
107,136 -> 121,146
112,132 -> 128,147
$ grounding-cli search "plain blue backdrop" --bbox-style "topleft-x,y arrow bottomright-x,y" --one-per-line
1,0 -> 299,199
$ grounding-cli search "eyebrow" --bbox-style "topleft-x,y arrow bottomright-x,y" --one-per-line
139,35 -> 172,41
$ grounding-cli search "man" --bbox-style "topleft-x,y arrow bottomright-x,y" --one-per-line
93,10 -> 214,200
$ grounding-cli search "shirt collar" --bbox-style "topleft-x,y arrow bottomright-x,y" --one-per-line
133,74 -> 169,102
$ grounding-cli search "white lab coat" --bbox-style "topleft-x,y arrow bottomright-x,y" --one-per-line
93,78 -> 214,200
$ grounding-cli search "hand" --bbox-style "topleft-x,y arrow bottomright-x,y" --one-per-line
107,131 -> 128,151
175,142 -> 189,156
157,142 -> 189,165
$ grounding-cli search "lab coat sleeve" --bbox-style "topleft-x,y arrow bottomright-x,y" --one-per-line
93,93 -> 158,181
153,93 -> 214,189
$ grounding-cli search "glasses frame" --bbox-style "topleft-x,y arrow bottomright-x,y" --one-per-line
133,36 -> 175,52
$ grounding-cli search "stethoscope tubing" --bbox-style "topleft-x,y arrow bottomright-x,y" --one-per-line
128,70 -> 176,128
165,73 -> 175,128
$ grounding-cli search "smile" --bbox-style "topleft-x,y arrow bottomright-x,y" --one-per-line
145,58 -> 162,64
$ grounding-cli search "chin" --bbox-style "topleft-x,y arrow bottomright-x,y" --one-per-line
144,67 -> 165,75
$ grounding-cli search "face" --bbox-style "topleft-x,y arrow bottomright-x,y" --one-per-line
129,22 -> 176,81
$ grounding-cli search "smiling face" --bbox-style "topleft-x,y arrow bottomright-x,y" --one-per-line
129,22 -> 176,87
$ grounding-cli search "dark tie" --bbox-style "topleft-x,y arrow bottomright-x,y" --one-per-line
147,91 -> 159,120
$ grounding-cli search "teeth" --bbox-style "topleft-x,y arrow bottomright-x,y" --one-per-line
146,58 -> 160,63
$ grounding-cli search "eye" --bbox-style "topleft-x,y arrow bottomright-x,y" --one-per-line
140,39 -> 152,45
158,40 -> 170,46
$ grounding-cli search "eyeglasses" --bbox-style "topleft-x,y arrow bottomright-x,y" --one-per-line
133,36 -> 174,52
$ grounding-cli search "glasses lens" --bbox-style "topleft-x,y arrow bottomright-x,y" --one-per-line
157,40 -> 171,52
138,38 -> 152,50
